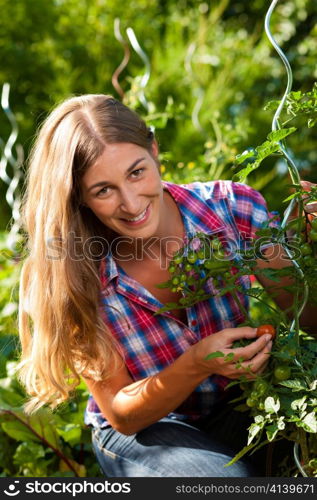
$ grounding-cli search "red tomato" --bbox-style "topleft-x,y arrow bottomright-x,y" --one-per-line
256,324 -> 276,339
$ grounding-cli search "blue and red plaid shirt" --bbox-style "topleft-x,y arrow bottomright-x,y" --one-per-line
85,180 -> 279,428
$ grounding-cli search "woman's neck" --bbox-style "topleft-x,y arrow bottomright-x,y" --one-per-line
114,190 -> 185,264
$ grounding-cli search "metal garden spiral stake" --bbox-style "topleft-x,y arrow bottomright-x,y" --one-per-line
126,27 -> 151,112
0,83 -> 24,251
184,42 -> 206,134
264,0 -> 309,332
112,18 -> 131,100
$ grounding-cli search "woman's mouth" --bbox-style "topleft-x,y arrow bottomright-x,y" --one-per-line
120,205 -> 150,226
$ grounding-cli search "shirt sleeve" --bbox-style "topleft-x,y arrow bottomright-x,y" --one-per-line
228,182 -> 280,239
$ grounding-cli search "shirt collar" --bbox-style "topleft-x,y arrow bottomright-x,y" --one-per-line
162,181 -> 226,236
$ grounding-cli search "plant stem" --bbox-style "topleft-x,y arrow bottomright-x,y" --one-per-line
231,289 -> 249,320
298,428 -> 309,469
1,409 -> 79,476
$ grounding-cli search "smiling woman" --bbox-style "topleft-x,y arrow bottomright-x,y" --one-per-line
18,93 -> 299,478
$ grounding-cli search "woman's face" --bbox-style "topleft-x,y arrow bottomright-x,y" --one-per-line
80,142 -> 164,240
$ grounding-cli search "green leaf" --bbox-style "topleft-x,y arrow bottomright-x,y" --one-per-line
301,412 -> 317,433
247,422 -> 263,445
258,268 -> 282,282
263,100 -> 280,111
225,352 -> 235,362
256,140 -> 280,159
1,408 -> 62,449
291,396 -> 307,411
279,379 -> 307,391
233,159 -> 260,184
155,281 -> 171,289
266,423 -> 279,442
224,442 -> 257,467
204,351 -> 225,360
1,420 -> 41,443
282,192 -> 301,203
264,396 -> 280,414
13,441 -> 46,466
235,148 -> 257,165
0,386 -> 25,409
56,423 -> 82,446
267,127 -> 296,142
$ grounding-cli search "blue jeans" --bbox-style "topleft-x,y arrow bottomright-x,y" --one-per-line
91,406 -> 262,477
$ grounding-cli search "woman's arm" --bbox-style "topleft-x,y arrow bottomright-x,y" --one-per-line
84,327 -> 272,435
256,244 -> 317,331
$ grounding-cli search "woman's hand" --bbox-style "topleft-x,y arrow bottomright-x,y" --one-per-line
300,180 -> 317,215
191,327 -> 272,380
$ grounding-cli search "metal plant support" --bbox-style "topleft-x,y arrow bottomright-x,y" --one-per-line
264,0 -> 309,332
184,42 -> 206,134
265,0 -> 310,476
0,82 -> 24,252
112,19 -> 151,114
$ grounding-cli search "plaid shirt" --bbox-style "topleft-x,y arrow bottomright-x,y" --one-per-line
85,180 -> 279,428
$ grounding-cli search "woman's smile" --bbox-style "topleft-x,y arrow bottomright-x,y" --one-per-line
119,203 -> 151,226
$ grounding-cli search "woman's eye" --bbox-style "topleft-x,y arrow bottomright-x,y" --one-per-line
96,186 -> 109,196
131,168 -> 144,178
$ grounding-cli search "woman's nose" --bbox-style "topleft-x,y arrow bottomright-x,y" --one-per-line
119,187 -> 141,215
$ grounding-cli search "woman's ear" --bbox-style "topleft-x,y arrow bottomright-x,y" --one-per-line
151,139 -> 159,158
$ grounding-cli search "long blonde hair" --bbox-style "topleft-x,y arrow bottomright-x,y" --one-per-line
18,94 -> 155,412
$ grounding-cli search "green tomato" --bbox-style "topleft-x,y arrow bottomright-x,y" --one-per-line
172,276 -> 180,285
274,365 -> 291,381
246,397 -> 257,408
311,218 -> 317,231
210,238 -> 220,250
174,255 -> 183,265
250,390 -> 260,400
184,263 -> 193,272
303,255 -> 315,267
179,273 -> 187,282
288,217 -> 305,232
187,252 -> 197,264
254,380 -> 270,396
301,243 -> 313,256
213,249 -> 225,260
309,230 -> 317,242
197,249 -> 205,260
168,265 -> 176,274
280,343 -> 297,358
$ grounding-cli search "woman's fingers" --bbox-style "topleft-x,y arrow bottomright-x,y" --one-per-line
300,180 -> 317,214
233,333 -> 272,362
240,340 -> 273,377
224,339 -> 272,379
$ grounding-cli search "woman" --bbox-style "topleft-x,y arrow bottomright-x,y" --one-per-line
18,94 -> 314,477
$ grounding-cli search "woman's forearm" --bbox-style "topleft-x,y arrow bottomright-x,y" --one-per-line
110,348 -> 207,435
104,327 -> 271,435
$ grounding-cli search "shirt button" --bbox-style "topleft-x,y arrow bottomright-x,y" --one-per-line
191,320 -> 197,326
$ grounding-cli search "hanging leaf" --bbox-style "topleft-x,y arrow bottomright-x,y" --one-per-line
264,396 -> 280,414
301,412 -> 317,433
